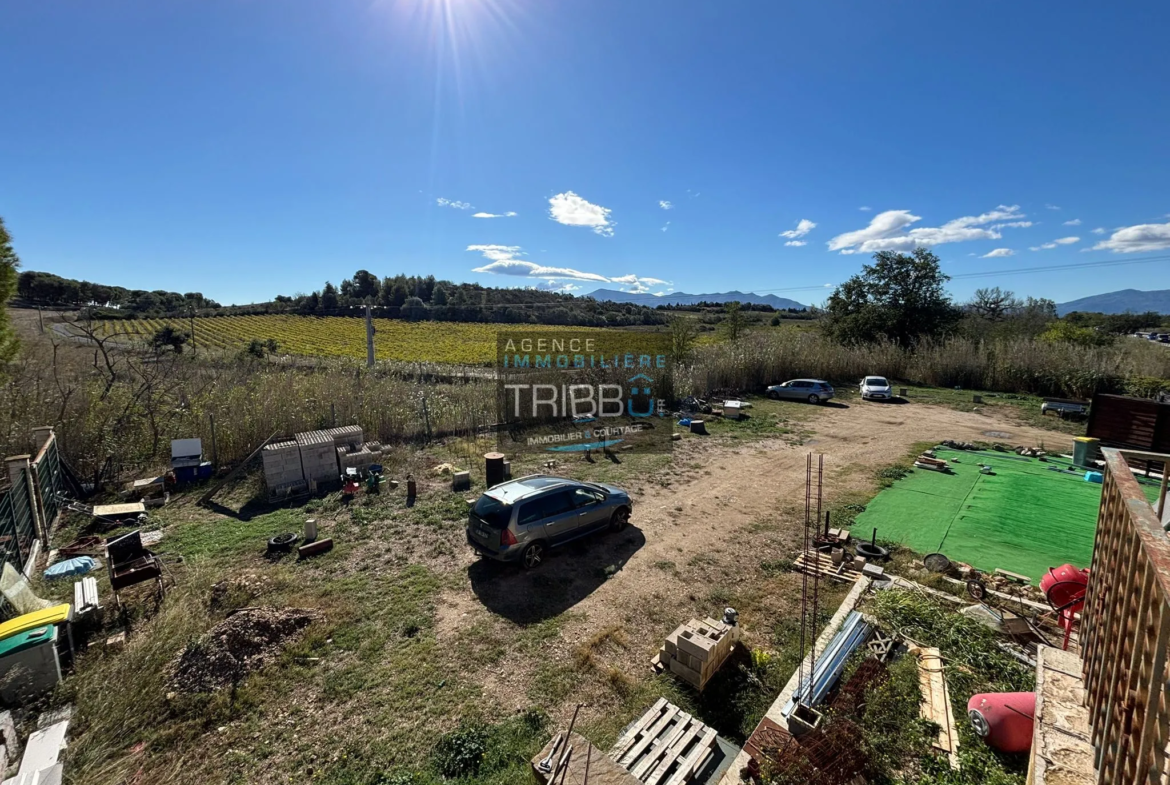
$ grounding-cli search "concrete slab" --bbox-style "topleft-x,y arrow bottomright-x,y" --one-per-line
1028,646 -> 1095,785
532,732 -> 639,785
17,721 -> 67,776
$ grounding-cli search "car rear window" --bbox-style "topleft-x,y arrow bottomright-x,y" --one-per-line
471,495 -> 512,529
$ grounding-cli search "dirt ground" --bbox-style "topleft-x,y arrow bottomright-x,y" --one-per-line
58,394 -> 1072,783
432,399 -> 1065,729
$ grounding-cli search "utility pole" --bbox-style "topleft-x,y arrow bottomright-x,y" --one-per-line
365,304 -> 375,368
189,307 -> 197,355
37,306 -> 44,334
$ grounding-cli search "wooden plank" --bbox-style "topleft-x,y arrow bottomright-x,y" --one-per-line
611,698 -> 668,762
912,646 -> 960,770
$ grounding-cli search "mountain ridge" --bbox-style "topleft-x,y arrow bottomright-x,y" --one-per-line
1055,288 -> 1170,316
585,288 -> 807,309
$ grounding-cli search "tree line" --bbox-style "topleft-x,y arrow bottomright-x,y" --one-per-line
16,270 -> 220,314
820,248 -> 1168,349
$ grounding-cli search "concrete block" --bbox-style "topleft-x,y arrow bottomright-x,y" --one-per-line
669,655 -> 702,686
0,711 -> 20,763
452,471 -> 471,492
677,625 -> 717,662
664,630 -> 679,657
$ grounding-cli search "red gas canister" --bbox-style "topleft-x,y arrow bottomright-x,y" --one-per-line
967,692 -> 1036,753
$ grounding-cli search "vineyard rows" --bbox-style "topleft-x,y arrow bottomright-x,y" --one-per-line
96,315 -> 617,365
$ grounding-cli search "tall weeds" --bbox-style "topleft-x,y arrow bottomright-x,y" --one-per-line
2,325 -> 1167,480
680,329 -> 1170,399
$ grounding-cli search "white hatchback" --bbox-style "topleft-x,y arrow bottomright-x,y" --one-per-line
860,376 -> 893,401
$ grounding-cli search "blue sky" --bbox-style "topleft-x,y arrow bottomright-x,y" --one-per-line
3,0 -> 1169,306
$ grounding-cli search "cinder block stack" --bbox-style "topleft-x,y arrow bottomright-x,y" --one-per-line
296,430 -> 339,487
338,444 -> 376,472
324,425 -> 363,449
262,441 -> 305,494
656,617 -> 739,690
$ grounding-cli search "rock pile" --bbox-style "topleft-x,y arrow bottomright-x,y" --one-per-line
167,607 -> 320,693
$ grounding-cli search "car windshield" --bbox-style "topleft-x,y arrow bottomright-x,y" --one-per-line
471,495 -> 512,529
865,377 -> 889,386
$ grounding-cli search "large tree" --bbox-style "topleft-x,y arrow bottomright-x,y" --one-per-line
0,217 -> 21,363
823,247 -> 960,345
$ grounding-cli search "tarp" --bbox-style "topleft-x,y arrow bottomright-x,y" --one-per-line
854,448 -> 1162,583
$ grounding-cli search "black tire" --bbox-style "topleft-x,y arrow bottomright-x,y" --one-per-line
267,533 -> 299,553
807,394 -> 820,405
521,541 -> 546,570
610,507 -> 630,532
855,541 -> 890,560
767,390 -> 780,400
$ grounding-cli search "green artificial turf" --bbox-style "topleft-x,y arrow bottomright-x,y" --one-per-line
854,448 -> 1163,583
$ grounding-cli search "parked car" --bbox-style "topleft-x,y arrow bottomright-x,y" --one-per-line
1040,397 -> 1089,418
765,379 -> 835,404
859,376 -> 893,401
466,475 -> 632,569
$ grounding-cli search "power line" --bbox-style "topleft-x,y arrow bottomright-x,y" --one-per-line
950,252 -> 1170,281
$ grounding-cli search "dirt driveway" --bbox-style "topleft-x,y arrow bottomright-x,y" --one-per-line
438,399 -> 1065,724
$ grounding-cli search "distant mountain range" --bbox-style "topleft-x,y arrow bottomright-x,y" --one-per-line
1055,289 -> 1170,316
585,288 -> 807,310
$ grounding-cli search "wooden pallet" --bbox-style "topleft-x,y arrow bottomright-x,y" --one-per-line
610,699 -> 719,785
794,552 -> 860,584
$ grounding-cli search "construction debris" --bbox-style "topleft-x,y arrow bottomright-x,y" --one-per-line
793,551 -> 862,584
610,698 -> 720,785
653,614 -> 739,690
167,608 -> 319,693
909,646 -> 960,769
533,732 -> 637,785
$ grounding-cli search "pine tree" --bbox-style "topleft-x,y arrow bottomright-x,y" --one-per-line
0,217 -> 22,364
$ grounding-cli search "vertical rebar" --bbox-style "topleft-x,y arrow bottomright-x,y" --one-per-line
811,454 -> 824,696
798,452 -> 812,700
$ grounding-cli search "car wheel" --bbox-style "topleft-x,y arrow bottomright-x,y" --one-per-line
610,507 -> 630,532
807,394 -> 820,405
521,542 -> 545,570
767,390 -> 780,400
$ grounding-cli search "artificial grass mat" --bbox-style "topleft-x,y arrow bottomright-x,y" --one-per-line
854,448 -> 1162,583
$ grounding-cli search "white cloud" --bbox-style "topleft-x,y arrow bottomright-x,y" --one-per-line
1029,236 -> 1081,251
1091,221 -> 1170,253
779,219 -> 817,240
859,206 -> 872,211
784,240 -> 808,247
659,200 -> 673,210
1091,227 -> 1107,235
532,280 -> 580,292
991,221 -> 1033,229
472,211 -> 518,219
1063,218 -> 1082,226
436,198 -> 472,210
549,191 -> 614,236
828,205 -> 1028,254
982,248 -> 1016,258
661,221 -> 670,232
1046,204 -> 1061,211
468,245 -> 668,288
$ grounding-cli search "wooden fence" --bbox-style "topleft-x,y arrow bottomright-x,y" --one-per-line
1082,447 -> 1170,785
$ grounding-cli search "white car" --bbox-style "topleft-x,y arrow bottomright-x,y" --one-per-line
860,376 -> 893,401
